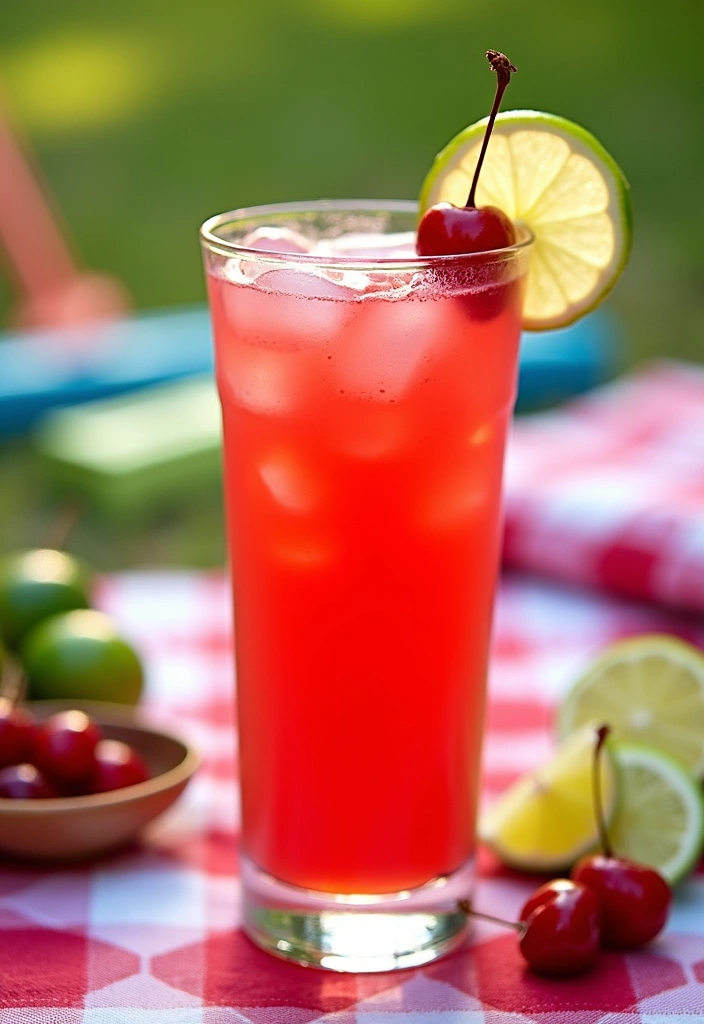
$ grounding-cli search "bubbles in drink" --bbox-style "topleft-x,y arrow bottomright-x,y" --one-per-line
259,450 -> 323,514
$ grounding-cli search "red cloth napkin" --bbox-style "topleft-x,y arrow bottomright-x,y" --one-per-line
0,571 -> 703,1021
504,360 -> 704,614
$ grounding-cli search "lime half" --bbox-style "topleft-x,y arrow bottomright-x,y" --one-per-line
479,724 -> 618,872
610,742 -> 704,884
419,110 -> 632,330
557,634 -> 704,778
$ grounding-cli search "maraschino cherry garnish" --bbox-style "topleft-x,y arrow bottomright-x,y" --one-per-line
459,878 -> 600,978
571,725 -> 672,950
417,50 -> 517,257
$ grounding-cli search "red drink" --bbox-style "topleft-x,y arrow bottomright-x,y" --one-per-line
202,202 -> 530,964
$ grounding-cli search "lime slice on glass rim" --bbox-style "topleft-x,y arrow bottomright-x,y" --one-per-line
557,634 -> 704,778
478,724 -> 619,872
419,110 -> 633,330
609,742 -> 704,884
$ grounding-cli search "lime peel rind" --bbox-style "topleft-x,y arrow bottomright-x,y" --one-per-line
609,741 -> 704,885
557,634 -> 704,779
419,109 -> 633,331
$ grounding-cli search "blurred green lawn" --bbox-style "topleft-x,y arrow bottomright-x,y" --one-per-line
0,0 -> 702,567
2,0 -> 702,360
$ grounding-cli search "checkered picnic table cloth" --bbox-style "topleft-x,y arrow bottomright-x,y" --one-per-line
504,360 -> 704,615
1,570 -> 703,1022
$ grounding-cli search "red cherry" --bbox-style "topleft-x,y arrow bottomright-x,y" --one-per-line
571,853 -> 671,949
0,763 -> 58,799
91,739 -> 150,793
416,203 -> 518,321
416,52 -> 519,321
0,698 -> 35,768
519,878 -> 601,977
416,202 -> 516,257
33,710 -> 102,784
417,52 -> 517,260
569,724 -> 672,949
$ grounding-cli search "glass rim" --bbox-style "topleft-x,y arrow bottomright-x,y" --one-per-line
200,199 -> 533,270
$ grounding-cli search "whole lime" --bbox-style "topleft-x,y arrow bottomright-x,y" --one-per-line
0,549 -> 92,649
21,609 -> 143,705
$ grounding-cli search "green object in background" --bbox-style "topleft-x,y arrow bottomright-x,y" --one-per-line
33,377 -> 222,520
0,548 -> 92,649
21,608 -> 144,705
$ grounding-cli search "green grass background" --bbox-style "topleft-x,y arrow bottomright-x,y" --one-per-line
0,0 -> 701,567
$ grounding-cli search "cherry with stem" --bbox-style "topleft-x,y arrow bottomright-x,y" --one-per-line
458,878 -> 601,978
571,724 -> 672,949
417,50 -> 518,257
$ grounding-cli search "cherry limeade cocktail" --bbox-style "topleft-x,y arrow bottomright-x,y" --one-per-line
205,205 -> 527,897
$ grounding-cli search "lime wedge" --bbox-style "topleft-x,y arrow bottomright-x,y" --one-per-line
557,634 -> 704,778
419,110 -> 632,330
609,742 -> 704,884
479,724 -> 618,872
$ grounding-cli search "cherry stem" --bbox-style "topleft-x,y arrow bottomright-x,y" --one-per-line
594,724 -> 614,857
458,898 -> 526,936
466,50 -> 517,209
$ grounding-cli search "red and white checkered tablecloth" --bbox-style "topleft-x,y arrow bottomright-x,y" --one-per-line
1,570 -> 703,1022
505,360 -> 704,615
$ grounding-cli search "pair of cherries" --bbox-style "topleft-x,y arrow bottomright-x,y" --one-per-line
0,701 -> 149,797
468,725 -> 672,977
516,851 -> 671,977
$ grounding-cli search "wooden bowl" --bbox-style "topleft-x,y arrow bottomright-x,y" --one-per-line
0,701 -> 199,861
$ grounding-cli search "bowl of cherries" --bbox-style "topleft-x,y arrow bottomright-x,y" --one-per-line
0,699 -> 199,860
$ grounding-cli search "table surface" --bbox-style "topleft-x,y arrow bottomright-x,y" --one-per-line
2,571 -> 703,1023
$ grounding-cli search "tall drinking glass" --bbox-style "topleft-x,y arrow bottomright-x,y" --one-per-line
200,201 -> 531,972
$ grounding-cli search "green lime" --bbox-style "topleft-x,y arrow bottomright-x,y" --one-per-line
419,110 -> 633,330
609,742 -> 704,885
557,634 -> 704,778
0,549 -> 92,649
21,609 -> 143,705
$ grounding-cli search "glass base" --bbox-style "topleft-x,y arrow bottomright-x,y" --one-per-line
241,854 -> 474,972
